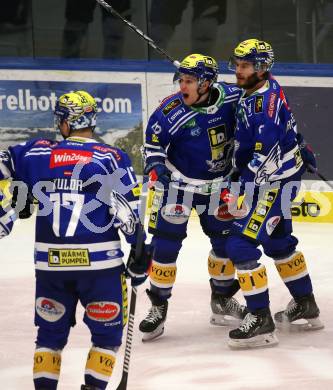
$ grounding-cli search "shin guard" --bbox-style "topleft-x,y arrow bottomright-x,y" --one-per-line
237,264 -> 269,311
84,346 -> 116,389
33,347 -> 61,389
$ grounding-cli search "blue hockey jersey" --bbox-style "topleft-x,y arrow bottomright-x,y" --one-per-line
234,77 -> 304,186
0,136 -> 141,273
144,82 -> 241,189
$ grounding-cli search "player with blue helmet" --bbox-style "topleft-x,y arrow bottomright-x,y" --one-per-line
139,53 -> 248,341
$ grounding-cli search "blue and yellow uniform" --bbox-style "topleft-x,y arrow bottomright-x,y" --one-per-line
226,40 -> 318,319
0,91 -> 142,390
144,66 -> 241,300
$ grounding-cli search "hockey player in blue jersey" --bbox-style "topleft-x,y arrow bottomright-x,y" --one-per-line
225,39 -> 323,349
139,53 -> 248,341
0,91 -> 150,390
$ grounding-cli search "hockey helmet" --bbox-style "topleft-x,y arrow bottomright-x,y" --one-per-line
177,53 -> 219,85
54,90 -> 97,131
228,39 -> 274,72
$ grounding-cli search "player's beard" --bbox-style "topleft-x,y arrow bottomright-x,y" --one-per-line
237,72 -> 261,90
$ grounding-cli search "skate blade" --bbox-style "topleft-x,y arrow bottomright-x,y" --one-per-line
228,332 -> 279,350
141,324 -> 165,342
210,314 -> 241,327
276,317 -> 324,332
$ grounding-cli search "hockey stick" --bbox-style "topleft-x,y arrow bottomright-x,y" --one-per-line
95,0 -> 180,67
307,164 -> 333,190
116,182 -> 148,390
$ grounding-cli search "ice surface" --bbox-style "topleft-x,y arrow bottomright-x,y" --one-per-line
0,217 -> 332,389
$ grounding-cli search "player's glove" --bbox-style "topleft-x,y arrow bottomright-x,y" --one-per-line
296,133 -> 317,173
126,242 -> 152,287
145,162 -> 171,190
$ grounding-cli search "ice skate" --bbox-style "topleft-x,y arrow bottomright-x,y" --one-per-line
210,280 -> 248,326
81,385 -> 101,390
139,289 -> 168,342
274,293 -> 324,332
228,308 -> 278,349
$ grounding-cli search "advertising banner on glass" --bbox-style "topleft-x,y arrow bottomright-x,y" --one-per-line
0,80 -> 143,172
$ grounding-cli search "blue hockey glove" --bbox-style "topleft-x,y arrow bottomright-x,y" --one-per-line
126,243 -> 152,287
296,133 -> 317,173
145,162 -> 171,189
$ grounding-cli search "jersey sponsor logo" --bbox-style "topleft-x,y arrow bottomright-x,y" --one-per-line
161,204 -> 190,224
151,121 -> 162,134
162,98 -> 181,116
86,301 -> 120,322
190,126 -> 202,136
48,249 -> 90,267
208,116 -> 222,124
157,93 -> 177,109
167,107 -> 185,124
182,118 -> 197,128
36,297 -> 65,322
245,218 -> 262,234
255,142 -> 263,151
214,204 -> 233,221
50,149 -> 92,168
266,216 -> 281,235
207,124 -> 227,160
152,134 -> 159,143
255,96 -> 263,113
267,92 -> 277,118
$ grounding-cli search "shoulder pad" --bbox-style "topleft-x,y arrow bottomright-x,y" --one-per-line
92,144 -> 123,161
222,83 -> 242,95
32,139 -> 57,148
157,93 -> 184,116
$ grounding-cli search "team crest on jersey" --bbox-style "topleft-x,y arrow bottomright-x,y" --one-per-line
255,96 -> 264,113
162,98 -> 181,116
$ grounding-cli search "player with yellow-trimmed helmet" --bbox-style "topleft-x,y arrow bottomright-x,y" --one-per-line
54,90 -> 97,136
178,53 -> 219,85
175,53 -> 219,106
229,39 -> 274,72
228,39 -> 274,91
